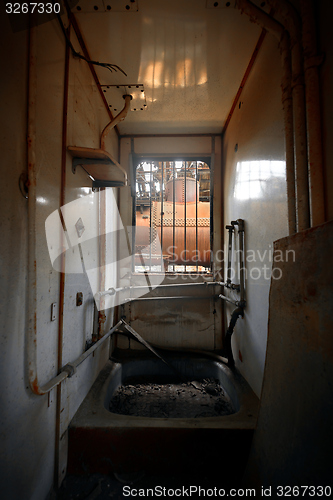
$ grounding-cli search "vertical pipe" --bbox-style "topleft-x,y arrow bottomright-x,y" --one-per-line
226,226 -> 233,284
195,161 -> 198,273
184,161 -> 187,271
300,0 -> 326,227
161,161 -> 164,271
131,139 -> 135,273
98,188 -> 106,338
173,161 -> 175,272
280,31 -> 297,234
292,43 -> 310,231
237,219 -> 245,304
27,23 -> 45,395
269,0 -> 310,230
210,137 -> 215,271
237,0 -> 311,232
114,187 -> 121,350
55,20 -> 71,487
149,162 -> 152,271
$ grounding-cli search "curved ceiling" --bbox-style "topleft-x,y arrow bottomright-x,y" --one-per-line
71,0 -> 268,135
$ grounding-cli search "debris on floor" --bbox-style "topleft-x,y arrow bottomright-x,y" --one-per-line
108,378 -> 234,418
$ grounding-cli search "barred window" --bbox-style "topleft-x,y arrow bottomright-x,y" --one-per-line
134,159 -> 212,274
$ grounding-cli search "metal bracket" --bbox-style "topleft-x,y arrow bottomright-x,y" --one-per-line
72,157 -> 111,175
92,179 -> 125,188
71,156 -> 126,187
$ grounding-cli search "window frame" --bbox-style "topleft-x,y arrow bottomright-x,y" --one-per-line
131,154 -> 214,275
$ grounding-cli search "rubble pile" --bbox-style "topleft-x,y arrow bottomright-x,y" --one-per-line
109,378 -> 235,418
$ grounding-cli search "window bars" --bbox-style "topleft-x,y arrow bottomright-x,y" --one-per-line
134,160 -> 211,273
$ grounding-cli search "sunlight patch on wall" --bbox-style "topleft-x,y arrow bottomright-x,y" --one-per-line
234,160 -> 286,200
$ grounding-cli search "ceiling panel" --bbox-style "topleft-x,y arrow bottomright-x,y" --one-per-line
71,0 -> 263,134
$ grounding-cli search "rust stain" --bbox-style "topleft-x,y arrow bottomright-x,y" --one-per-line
239,349 -> 243,362
31,376 -> 41,394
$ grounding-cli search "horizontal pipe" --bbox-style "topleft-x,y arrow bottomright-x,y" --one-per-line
219,281 -> 241,291
124,295 -> 219,303
69,320 -> 123,370
95,281 -> 220,298
30,320 -> 123,395
38,371 -> 69,394
219,294 -> 240,307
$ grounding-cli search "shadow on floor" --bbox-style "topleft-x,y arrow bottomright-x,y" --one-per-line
55,471 -> 246,499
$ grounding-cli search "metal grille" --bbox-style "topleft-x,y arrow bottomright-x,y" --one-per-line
134,160 -> 211,273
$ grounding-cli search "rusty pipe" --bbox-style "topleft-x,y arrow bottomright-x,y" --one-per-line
280,31 -> 297,234
236,0 -> 284,39
27,24 -> 48,395
269,0 -> 310,231
237,0 -> 311,232
300,0 -> 326,227
100,95 -> 132,150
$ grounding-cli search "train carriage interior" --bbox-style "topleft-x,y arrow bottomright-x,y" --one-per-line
1,0 -> 333,498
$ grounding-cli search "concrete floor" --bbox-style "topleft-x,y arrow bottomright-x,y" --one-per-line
55,471 -> 246,500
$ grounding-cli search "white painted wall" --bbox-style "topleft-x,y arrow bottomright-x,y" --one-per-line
223,35 -> 288,397
0,14 -> 119,499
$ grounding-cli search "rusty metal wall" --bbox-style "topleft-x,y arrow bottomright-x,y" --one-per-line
244,220 -> 333,488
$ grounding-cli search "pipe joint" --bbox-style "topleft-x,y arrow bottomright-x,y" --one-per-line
291,74 -> 305,89
238,300 -> 246,310
237,218 -> 245,232
61,363 -> 76,378
304,53 -> 325,71
281,86 -> 292,99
